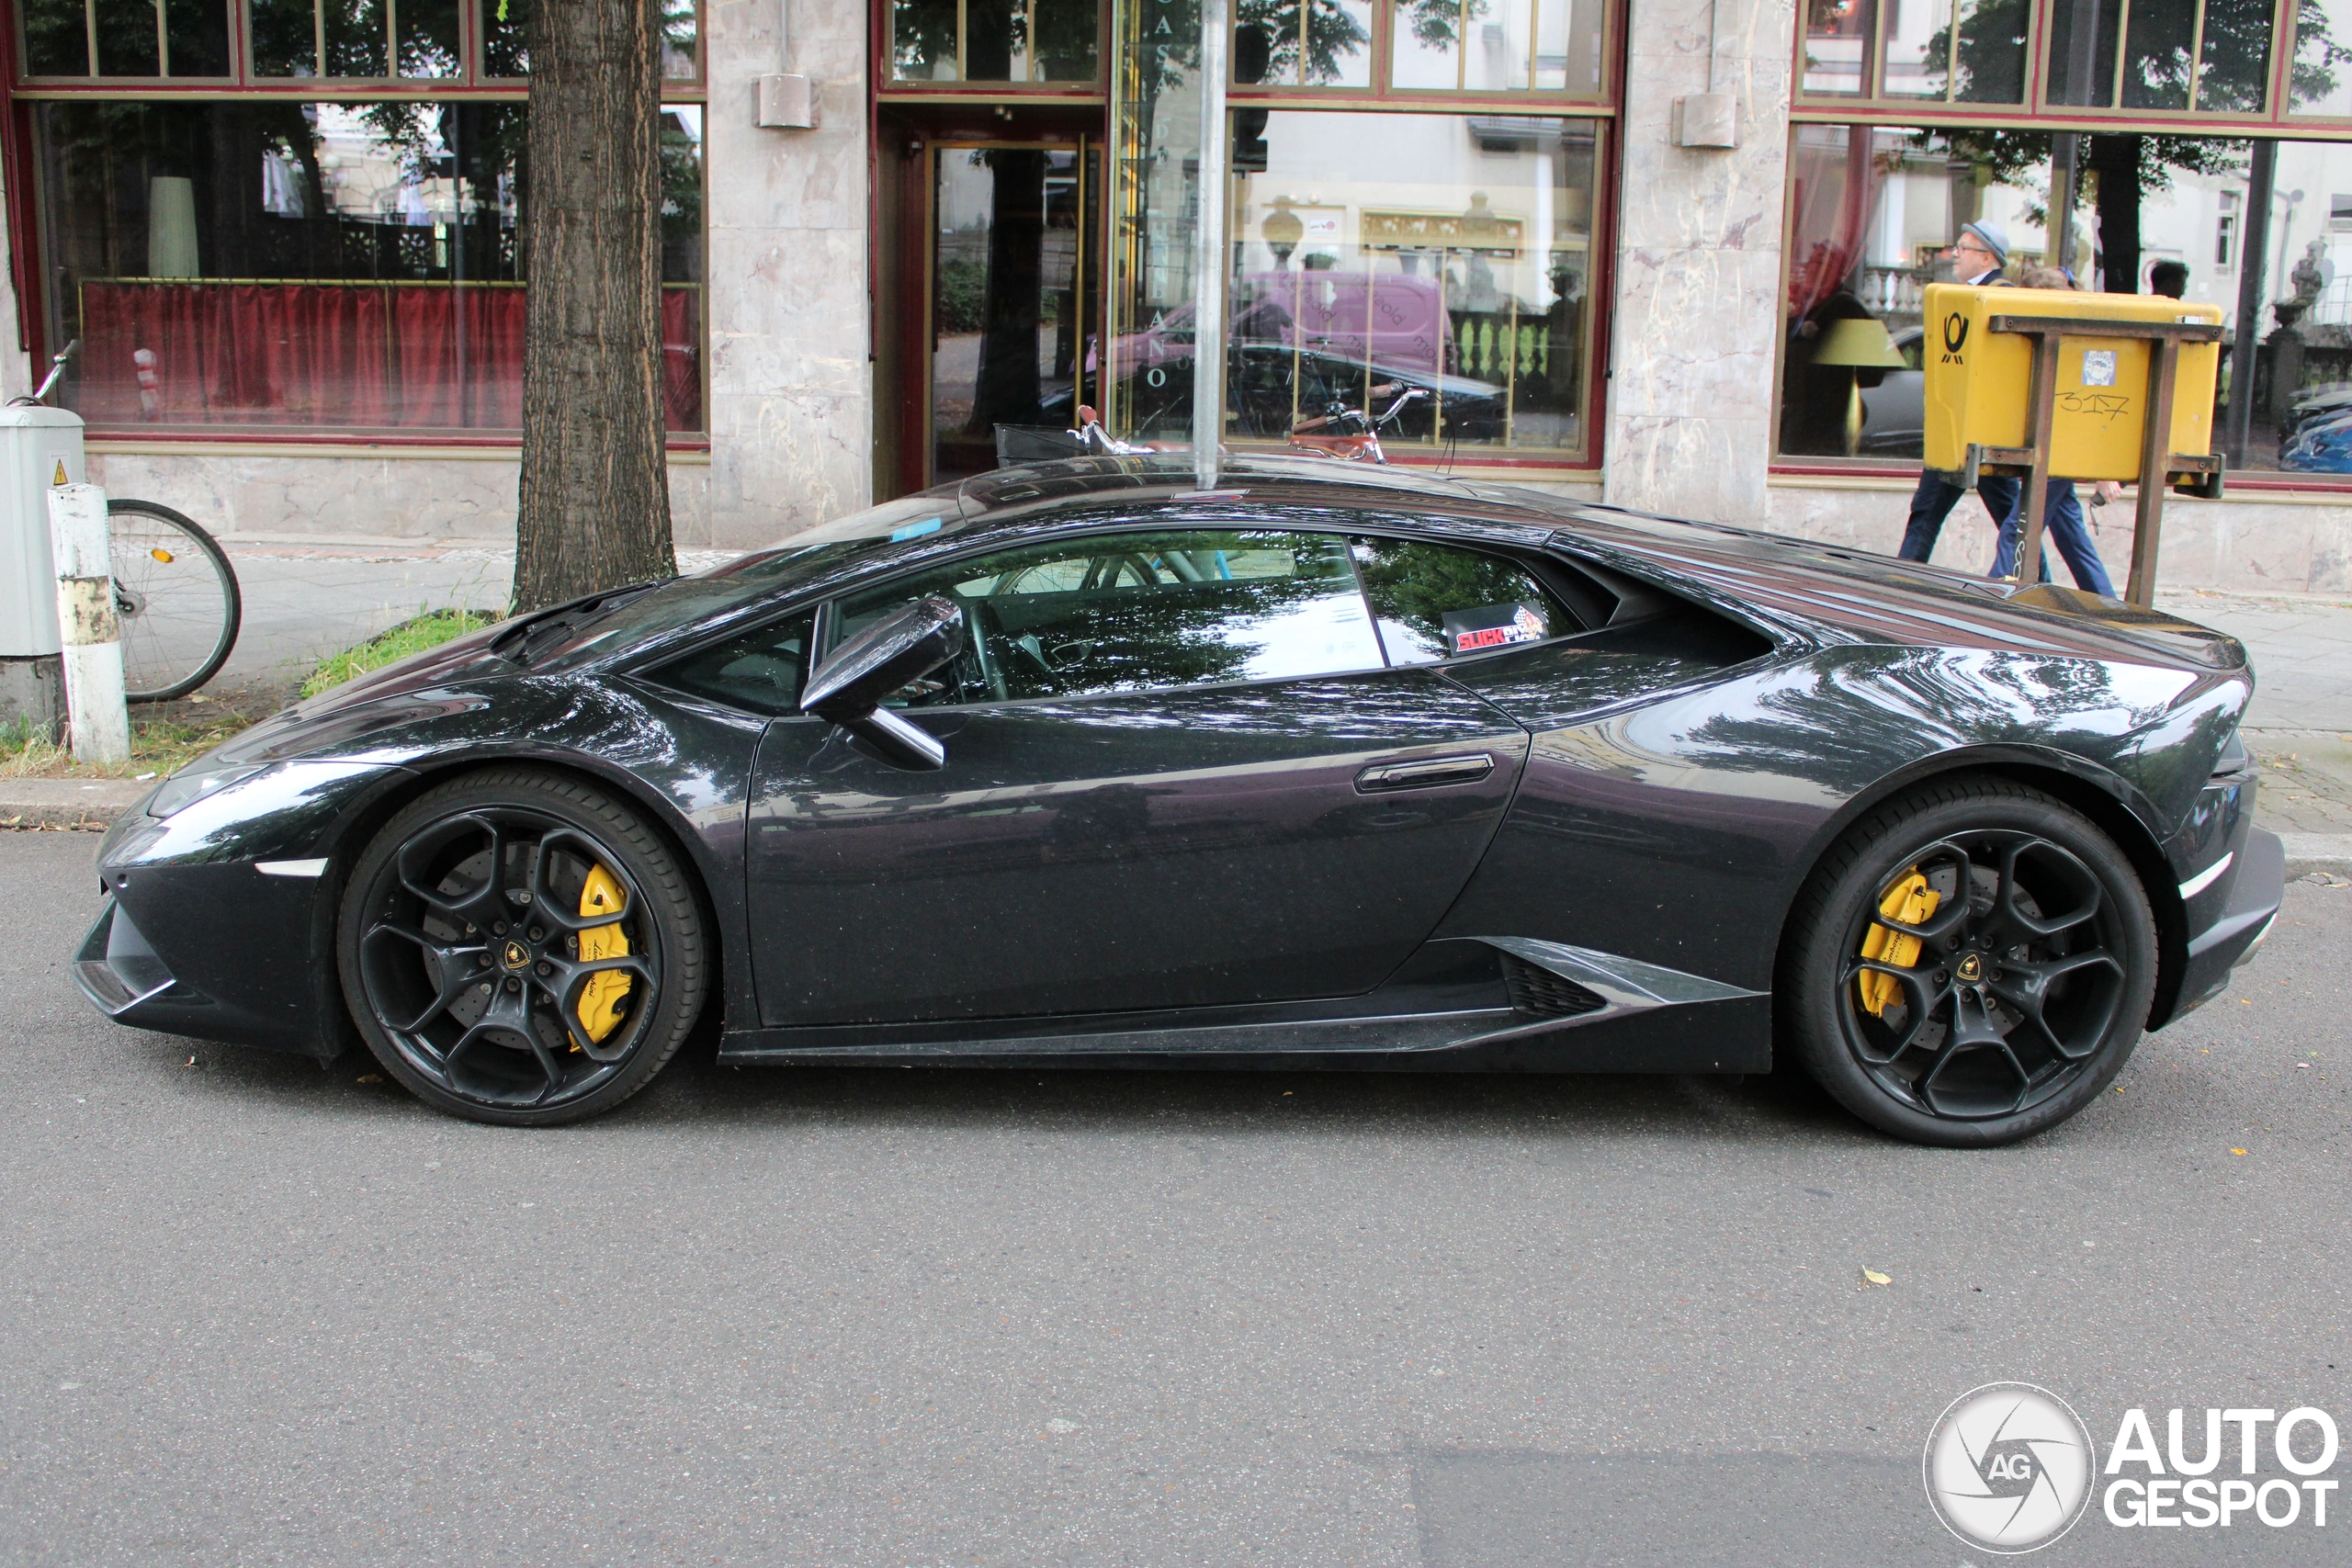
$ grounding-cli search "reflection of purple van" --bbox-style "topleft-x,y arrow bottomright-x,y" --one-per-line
1109,271 -> 1453,378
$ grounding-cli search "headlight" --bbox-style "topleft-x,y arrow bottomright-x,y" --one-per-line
146,764 -> 267,819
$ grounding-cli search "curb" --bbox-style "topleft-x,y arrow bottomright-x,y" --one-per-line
0,779 -> 149,829
2281,833 -> 2352,878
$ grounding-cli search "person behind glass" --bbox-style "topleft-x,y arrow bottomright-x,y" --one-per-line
1986,265 -> 2120,597
1897,220 -> 2022,566
2149,259 -> 2188,300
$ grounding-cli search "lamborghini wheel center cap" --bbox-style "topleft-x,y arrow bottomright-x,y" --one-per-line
503,940 -> 531,971
1955,953 -> 1984,983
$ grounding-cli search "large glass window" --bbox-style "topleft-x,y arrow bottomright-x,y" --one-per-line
1777,123 -> 2352,478
33,98 -> 704,434
1109,110 -> 1599,457
19,0 -> 232,76
1388,0 -> 1606,94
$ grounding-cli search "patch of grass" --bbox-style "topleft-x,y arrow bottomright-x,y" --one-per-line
300,607 -> 499,700
0,698 -> 273,781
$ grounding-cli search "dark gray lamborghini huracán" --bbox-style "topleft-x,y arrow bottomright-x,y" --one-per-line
75,457 -> 2282,1145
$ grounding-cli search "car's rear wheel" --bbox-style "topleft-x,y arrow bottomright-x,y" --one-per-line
1781,777 -> 2157,1147
337,768 -> 707,1125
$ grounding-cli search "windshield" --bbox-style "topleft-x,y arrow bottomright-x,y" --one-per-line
523,491 -> 971,670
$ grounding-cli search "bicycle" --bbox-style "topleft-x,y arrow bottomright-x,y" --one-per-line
10,339 -> 243,701
1286,381 -> 1429,464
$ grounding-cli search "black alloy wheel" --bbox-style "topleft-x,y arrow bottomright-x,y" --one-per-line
1782,777 -> 2158,1147
338,769 -> 707,1125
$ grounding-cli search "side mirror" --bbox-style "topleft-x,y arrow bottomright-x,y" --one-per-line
800,594 -> 967,770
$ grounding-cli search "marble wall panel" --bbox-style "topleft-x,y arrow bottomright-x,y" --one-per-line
704,0 -> 876,547
1605,0 -> 1797,525
85,452 -> 710,547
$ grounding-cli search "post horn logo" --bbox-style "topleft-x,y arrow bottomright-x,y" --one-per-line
1943,313 -> 1971,355
1924,1382 -> 2096,1553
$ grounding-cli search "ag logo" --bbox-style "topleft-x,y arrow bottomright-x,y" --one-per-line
1941,312 -> 1970,364
1924,1382 -> 2096,1553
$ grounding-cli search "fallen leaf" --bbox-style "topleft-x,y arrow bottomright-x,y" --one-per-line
1861,1269 -> 1893,1287
356,1074 -> 383,1085
2231,1148 -> 2247,1156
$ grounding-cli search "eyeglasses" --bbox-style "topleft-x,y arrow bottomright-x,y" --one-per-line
1950,238 -> 1997,259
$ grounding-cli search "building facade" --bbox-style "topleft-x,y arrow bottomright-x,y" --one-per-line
6,0 -> 2352,591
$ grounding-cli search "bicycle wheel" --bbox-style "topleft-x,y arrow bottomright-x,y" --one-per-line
106,499 -> 242,702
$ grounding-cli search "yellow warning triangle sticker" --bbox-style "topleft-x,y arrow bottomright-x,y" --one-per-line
51,459 -> 67,486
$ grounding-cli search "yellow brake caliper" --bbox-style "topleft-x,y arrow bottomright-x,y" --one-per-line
574,865 -> 632,1045
1857,868 -> 1940,1018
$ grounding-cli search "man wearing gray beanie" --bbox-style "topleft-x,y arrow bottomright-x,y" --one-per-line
1896,220 -> 2020,566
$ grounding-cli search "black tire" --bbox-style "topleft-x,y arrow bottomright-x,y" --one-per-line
337,768 -> 707,1126
1781,776 -> 2158,1147
107,499 -> 242,702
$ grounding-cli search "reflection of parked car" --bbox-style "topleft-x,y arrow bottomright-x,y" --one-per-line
2278,382 -> 2352,443
1856,326 -> 1925,457
1112,272 -> 1454,379
2279,410 -> 2352,471
1048,342 -> 1506,446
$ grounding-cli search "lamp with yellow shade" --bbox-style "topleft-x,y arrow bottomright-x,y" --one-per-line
1812,317 -> 1910,457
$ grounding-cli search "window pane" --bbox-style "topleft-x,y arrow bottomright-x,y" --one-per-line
2246,142 -> 2352,474
662,0 -> 696,78
1801,0 -> 1870,96
397,0 -> 460,77
251,0 -> 316,73
1106,0 -> 1205,440
1035,0 -> 1101,78
1215,111 -> 1599,457
1536,0 -> 1603,92
1353,538 -> 1571,663
92,0 -> 160,75
1463,0 -> 1532,90
32,100 -> 707,436
967,0 -> 1023,80
2120,0 -> 2195,109
322,0 -> 388,76
164,0 -> 230,73
23,0 -> 90,74
2290,0 -> 2352,115
2043,0 -> 2118,107
1880,0 -> 1950,99
831,530 -> 1384,703
1236,0 -> 1373,88
655,614 -> 812,716
2196,0 -> 2271,112
1949,0 -> 2025,102
893,0 -> 958,79
1391,0 -> 1463,88
482,0 -> 527,75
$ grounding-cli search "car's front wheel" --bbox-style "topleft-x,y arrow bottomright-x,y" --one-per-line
337,768 -> 707,1125
1781,776 -> 2158,1147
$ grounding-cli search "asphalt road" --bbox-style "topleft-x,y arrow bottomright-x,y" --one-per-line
2,829 -> 2347,1567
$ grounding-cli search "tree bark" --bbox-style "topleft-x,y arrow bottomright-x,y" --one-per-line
513,0 -> 673,613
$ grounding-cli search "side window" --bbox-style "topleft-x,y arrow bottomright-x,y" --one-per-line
1352,538 -> 1577,665
828,529 -> 1384,705
645,612 -> 814,716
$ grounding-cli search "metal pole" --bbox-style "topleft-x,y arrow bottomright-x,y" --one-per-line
2223,139 -> 2276,468
2050,133 -> 2078,279
1190,0 -> 1230,490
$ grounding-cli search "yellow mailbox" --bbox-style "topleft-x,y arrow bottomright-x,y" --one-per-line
1921,283 -> 2223,480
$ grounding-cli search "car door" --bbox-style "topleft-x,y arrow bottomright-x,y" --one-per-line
737,522 -> 1544,1028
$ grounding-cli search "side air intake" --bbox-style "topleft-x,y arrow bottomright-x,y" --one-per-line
1498,953 -> 1609,1020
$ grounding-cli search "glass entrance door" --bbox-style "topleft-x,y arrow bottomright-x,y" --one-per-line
928,138 -> 1099,484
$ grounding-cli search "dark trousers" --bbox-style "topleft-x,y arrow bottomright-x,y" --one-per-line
1991,479 -> 2119,597
1898,469 -> 2022,563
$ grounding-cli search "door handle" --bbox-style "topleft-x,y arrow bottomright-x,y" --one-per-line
1355,752 -> 1496,794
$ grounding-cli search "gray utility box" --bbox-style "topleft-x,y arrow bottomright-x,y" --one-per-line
0,405 -> 88,732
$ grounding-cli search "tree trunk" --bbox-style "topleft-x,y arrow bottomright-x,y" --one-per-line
513,0 -> 673,613
2089,134 -> 2143,295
